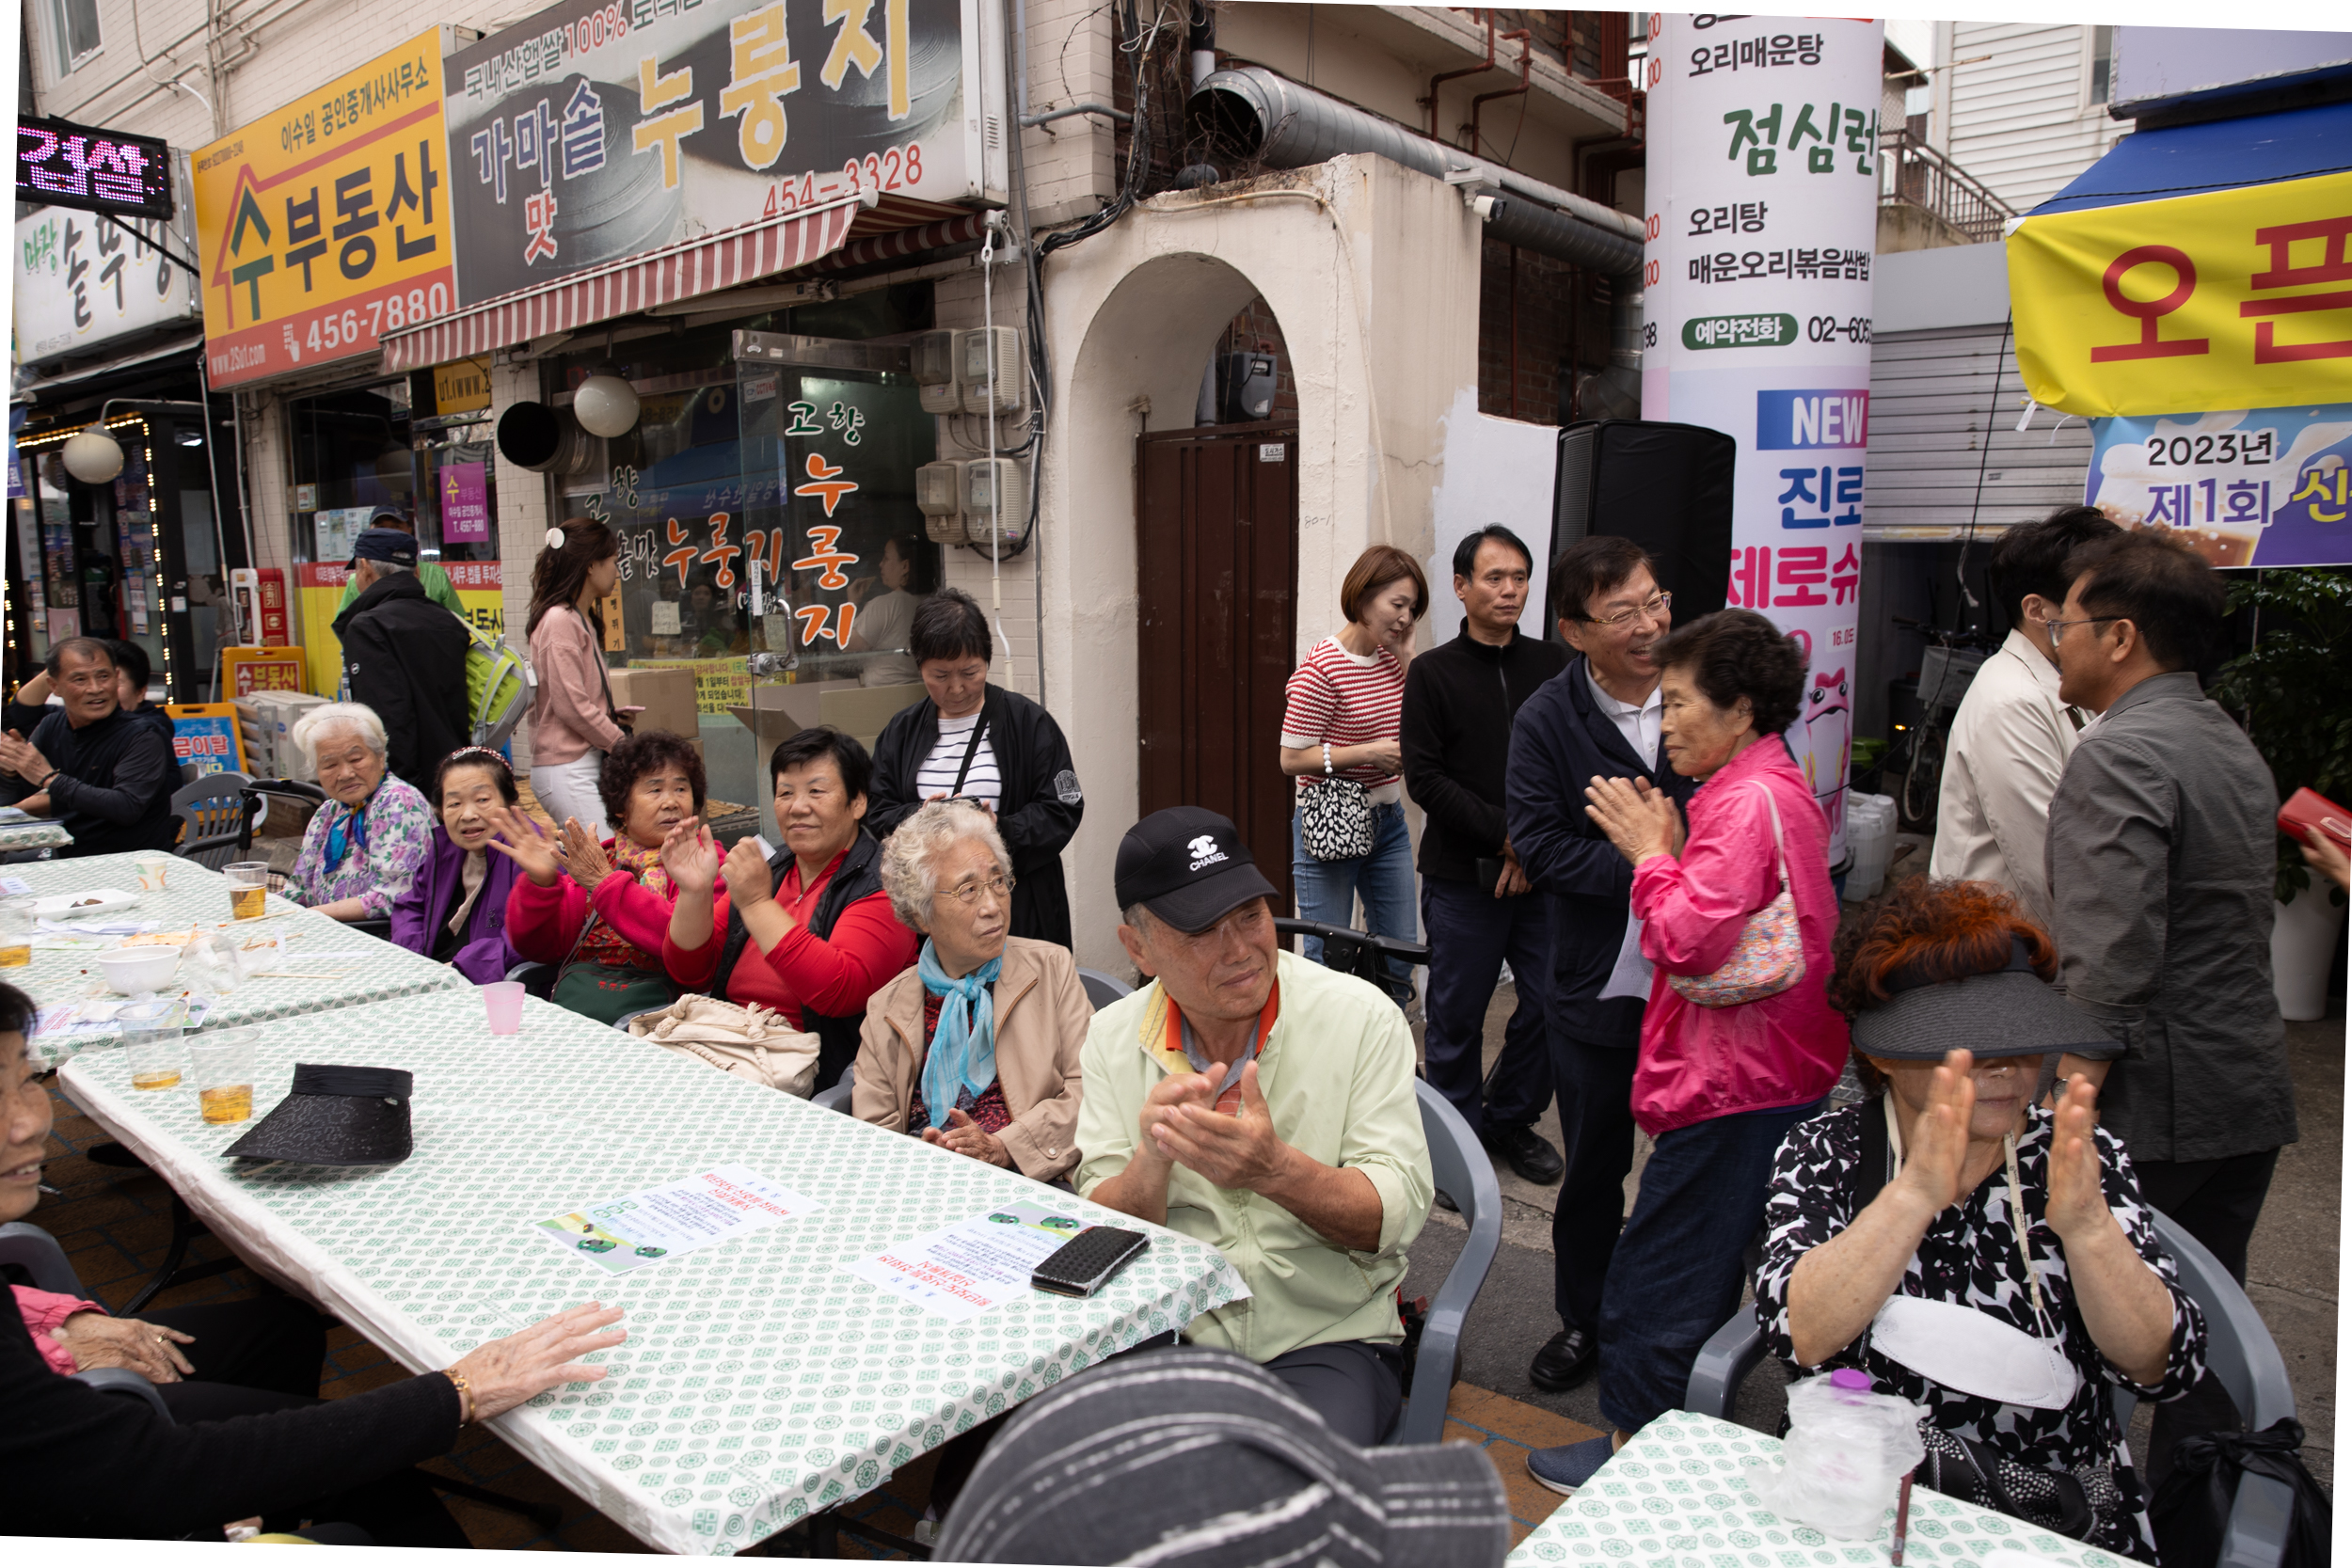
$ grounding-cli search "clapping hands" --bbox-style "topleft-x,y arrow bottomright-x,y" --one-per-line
1583,775 -> 1684,865
659,817 -> 719,895
559,818 -> 614,888
481,804 -> 563,887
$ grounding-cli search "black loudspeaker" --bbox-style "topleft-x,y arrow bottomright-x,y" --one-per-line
1549,420 -> 1737,624
1215,351 -> 1279,422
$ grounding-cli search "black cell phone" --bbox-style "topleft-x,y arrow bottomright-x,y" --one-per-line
1030,1226 -> 1151,1298
1475,856 -> 1505,891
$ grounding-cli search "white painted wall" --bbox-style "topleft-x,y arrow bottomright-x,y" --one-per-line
1943,22 -> 2130,214
1424,389 -> 1557,639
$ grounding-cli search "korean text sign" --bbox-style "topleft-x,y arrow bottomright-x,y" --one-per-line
444,0 -> 969,306
1642,12 -> 1880,853
16,194 -> 198,363
2088,404 -> 2352,568
2008,172 -> 2352,419
192,30 -> 455,388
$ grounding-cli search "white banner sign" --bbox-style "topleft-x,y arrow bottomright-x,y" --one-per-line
13,160 -> 199,364
1642,13 -> 1882,857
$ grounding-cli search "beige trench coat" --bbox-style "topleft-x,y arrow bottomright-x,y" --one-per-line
850,936 -> 1091,1181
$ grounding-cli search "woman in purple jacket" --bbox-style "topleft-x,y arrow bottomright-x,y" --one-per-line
389,747 -> 526,982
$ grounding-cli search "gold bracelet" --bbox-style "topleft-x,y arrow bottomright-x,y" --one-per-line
443,1368 -> 476,1426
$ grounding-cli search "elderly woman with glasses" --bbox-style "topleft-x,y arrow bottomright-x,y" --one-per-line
280,703 -> 434,922
852,800 -> 1091,1181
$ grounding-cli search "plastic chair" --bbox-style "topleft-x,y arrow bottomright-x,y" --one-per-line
2,1220 -> 562,1529
507,961 -> 558,1001
1680,1212 -> 2296,1568
1390,1079 -> 1501,1447
168,770 -> 254,870
811,1065 -> 855,1114
1077,968 -> 1134,1009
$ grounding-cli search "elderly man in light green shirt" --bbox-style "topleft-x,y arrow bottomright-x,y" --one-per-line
1078,806 -> 1433,1446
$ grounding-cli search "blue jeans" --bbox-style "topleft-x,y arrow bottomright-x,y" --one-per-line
1595,1097 -> 1828,1433
1290,801 -> 1419,991
1421,877 -> 1553,1141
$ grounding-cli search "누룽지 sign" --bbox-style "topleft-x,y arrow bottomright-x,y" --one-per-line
2089,403 -> 2352,568
192,30 -> 455,388
15,183 -> 200,364
16,115 -> 175,219
442,0 -> 973,306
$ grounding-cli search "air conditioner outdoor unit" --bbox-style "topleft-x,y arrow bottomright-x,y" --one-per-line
958,326 -> 1026,419
961,457 -> 1027,549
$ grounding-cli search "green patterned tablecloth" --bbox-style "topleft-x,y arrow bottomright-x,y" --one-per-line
0,818 -> 73,851
12,852 -> 468,1068
1506,1412 -> 2123,1568
59,988 -> 1251,1555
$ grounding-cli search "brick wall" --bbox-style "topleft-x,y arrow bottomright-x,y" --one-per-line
1476,240 -> 1591,425
1207,296 -> 1300,422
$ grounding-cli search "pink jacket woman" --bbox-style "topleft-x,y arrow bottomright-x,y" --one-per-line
1629,736 -> 1848,1135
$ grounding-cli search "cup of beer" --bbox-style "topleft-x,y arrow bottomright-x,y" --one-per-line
0,899 -> 33,969
227,862 -> 270,921
122,1003 -> 183,1091
190,1028 -> 258,1123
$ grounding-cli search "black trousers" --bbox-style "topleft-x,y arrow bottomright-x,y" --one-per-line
139,1296 -> 467,1547
2135,1147 -> 2282,1485
1548,1030 -> 1640,1331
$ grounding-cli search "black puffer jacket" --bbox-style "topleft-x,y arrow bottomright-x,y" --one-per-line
334,573 -> 469,791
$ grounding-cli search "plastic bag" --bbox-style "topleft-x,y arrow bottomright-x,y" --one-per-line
1752,1370 -> 1927,1540
2151,1418 -> 2331,1568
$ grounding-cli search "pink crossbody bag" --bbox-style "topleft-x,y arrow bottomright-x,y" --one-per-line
1667,780 -> 1804,1007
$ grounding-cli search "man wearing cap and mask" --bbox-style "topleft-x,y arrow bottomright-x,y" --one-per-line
1077,807 -> 1434,1447
335,528 -> 470,791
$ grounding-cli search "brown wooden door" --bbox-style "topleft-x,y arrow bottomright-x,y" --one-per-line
1136,424 -> 1299,910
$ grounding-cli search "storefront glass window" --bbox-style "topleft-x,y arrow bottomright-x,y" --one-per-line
549,293 -> 940,751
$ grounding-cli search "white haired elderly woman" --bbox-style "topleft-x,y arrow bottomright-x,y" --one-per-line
853,800 -> 1091,1182
281,703 -> 434,923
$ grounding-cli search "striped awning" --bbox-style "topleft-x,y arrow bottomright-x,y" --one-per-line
379,192 -> 867,373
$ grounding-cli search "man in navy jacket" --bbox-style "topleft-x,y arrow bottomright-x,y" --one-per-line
1503,538 -> 1699,1394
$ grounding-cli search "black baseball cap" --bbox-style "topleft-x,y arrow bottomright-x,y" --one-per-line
350,528 -> 420,569
1114,806 -> 1279,934
934,1346 -> 1508,1567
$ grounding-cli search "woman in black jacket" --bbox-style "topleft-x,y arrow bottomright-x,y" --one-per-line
866,589 -> 1083,948
0,982 -> 626,1544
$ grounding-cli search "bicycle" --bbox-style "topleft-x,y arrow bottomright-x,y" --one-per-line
1889,617 -> 1999,830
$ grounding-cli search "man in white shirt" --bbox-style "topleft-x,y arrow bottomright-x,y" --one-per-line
1928,506 -> 2120,929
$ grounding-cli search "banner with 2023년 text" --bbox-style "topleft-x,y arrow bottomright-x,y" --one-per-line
2089,404 -> 2352,568
1641,13 -> 1882,858
192,30 -> 456,388
2007,173 -> 2352,420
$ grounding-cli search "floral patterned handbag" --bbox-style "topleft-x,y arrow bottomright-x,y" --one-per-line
1668,781 -> 1804,1007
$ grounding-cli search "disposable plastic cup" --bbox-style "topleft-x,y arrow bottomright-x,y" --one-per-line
125,1025 -> 184,1091
0,899 -> 31,969
226,863 -> 269,922
481,981 -> 526,1036
190,1028 -> 258,1123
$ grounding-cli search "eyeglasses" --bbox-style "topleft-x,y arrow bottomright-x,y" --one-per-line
940,873 -> 1015,907
2043,615 -> 2120,651
1580,591 -> 1672,630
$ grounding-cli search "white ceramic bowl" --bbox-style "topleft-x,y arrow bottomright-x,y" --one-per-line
97,947 -> 180,995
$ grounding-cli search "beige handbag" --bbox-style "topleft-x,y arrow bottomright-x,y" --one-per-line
627,995 -> 821,1098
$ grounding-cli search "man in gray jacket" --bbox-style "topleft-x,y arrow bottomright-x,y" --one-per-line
2045,528 -> 2294,1465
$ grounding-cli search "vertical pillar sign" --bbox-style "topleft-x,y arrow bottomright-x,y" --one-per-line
1643,14 -> 1881,855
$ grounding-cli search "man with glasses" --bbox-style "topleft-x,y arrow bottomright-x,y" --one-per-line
1503,539 -> 1698,1393
1928,506 -> 2118,929
1401,526 -> 1567,1189
2044,527 -> 2296,1479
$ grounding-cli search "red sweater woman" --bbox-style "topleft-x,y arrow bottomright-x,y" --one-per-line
663,726 -> 916,1091
495,730 -> 727,1024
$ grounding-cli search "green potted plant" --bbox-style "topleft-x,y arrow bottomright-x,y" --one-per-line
2208,567 -> 2352,1022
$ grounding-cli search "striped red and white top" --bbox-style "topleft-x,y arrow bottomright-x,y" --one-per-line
1280,637 -> 1406,791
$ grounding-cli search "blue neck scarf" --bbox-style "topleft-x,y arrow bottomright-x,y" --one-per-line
324,794 -> 373,869
918,940 -> 1001,1130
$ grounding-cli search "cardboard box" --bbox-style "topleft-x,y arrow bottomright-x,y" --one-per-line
608,665 -> 700,741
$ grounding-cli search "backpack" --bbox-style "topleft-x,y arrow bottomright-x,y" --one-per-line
465,623 -> 534,749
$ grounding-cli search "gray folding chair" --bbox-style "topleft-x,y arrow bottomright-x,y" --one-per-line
168,770 -> 254,870
1681,1212 -> 2296,1568
1389,1078 -> 1501,1446
811,1065 -> 855,1113
1076,968 -> 1134,1010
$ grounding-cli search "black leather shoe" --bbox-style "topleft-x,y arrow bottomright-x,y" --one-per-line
1528,1325 -> 1597,1392
1484,1123 -> 1565,1185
